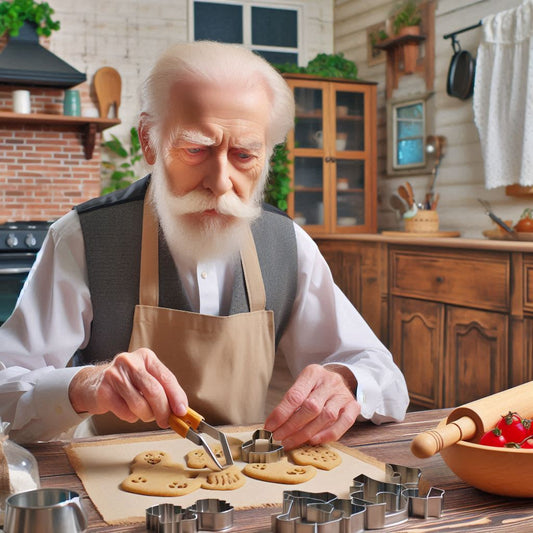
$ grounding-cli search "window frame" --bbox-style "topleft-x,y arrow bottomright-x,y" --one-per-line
386,91 -> 435,177
188,0 -> 304,64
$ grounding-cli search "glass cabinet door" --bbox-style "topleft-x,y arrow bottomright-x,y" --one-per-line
292,86 -> 325,227
333,89 -> 367,229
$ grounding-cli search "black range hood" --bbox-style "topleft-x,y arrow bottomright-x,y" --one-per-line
0,23 -> 86,88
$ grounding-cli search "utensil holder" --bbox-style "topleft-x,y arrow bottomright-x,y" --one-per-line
405,210 -> 439,233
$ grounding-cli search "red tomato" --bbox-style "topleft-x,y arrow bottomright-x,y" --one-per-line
514,209 -> 533,232
496,411 -> 529,443
479,428 -> 507,447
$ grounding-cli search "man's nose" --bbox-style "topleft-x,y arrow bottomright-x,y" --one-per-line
203,155 -> 233,196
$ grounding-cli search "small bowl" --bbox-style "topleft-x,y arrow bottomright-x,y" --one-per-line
438,419 -> 533,497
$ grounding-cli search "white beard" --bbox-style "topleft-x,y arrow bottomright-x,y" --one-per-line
150,160 -> 267,264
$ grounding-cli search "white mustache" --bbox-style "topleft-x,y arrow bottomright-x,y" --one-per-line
166,189 -> 261,220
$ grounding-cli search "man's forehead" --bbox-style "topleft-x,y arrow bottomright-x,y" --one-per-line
171,128 -> 264,150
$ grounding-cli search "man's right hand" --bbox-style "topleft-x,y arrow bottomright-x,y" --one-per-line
68,348 -> 188,428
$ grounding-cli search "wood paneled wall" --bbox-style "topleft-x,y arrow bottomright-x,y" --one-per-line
334,0 -> 528,238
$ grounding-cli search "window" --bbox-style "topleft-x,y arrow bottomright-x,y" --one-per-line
191,1 -> 301,65
387,93 -> 434,176
392,98 -> 425,169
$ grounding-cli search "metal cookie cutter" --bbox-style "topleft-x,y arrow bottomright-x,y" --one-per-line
146,503 -> 197,533
241,429 -> 284,463
189,498 -> 234,531
350,464 -> 444,530
271,463 -> 444,532
146,499 -> 234,533
272,491 -> 365,533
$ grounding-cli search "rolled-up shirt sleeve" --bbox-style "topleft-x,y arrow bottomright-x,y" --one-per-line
0,211 -> 92,442
277,223 -> 409,424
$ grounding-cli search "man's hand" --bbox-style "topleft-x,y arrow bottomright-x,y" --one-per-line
68,348 -> 188,428
264,364 -> 360,450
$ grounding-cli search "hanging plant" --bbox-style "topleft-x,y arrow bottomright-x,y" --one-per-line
0,0 -> 60,37
391,0 -> 422,35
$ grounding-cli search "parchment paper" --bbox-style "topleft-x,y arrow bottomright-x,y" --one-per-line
65,427 -> 387,525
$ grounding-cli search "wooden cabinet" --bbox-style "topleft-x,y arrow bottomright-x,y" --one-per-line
315,236 -> 533,410
283,74 -> 377,235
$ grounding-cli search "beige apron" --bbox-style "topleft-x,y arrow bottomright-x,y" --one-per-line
93,194 -> 275,434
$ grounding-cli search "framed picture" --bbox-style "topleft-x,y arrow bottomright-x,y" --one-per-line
366,21 -> 387,66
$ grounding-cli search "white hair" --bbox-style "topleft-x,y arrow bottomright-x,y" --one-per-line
139,41 -> 295,156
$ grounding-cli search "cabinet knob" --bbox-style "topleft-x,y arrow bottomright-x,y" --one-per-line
436,276 -> 444,283
325,157 -> 336,163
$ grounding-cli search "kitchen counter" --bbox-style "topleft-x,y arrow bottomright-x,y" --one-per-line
25,409 -> 533,532
315,232 -> 533,252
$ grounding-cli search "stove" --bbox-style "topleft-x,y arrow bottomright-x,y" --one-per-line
0,220 -> 53,252
0,220 -> 54,325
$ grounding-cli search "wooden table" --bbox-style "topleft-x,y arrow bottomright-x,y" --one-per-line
25,409 -> 533,532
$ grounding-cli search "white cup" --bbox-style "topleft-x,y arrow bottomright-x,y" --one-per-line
12,90 -> 31,114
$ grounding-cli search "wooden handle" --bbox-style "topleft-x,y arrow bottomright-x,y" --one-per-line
411,416 -> 477,458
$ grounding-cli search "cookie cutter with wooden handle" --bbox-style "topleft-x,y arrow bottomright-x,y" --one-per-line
411,381 -> 533,458
169,407 -> 233,471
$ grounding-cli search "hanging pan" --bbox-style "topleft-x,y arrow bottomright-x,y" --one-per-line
446,37 -> 476,100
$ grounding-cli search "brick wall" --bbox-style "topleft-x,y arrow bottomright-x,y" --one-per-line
0,84 -> 103,222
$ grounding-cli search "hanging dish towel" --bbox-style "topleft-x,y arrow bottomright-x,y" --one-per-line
473,0 -> 533,189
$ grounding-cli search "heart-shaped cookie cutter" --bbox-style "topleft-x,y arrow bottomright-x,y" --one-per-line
241,429 -> 284,463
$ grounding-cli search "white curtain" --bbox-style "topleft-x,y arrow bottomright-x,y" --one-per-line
473,0 -> 533,189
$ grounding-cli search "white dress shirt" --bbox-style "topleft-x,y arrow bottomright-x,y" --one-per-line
0,209 -> 409,442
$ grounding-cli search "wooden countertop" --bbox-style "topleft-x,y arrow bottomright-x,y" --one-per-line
314,232 -> 533,252
25,408 -> 533,532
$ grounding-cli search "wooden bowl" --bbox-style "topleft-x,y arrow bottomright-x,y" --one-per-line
438,419 -> 533,497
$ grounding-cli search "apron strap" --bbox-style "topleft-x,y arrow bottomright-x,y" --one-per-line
240,227 -> 267,312
139,191 -> 159,307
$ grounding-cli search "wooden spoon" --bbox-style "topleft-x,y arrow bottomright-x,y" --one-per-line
398,185 -> 411,207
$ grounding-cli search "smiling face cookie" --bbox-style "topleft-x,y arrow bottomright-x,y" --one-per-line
242,458 -> 316,484
288,444 -> 342,471
120,450 -> 203,497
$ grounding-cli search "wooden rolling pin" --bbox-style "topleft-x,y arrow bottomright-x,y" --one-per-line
411,381 -> 533,458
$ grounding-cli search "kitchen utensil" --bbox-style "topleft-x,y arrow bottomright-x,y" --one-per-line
4,489 -> 87,533
272,464 -> 444,532
447,37 -> 475,100
168,407 -> 233,471
411,380 -> 533,459
477,199 -> 518,239
241,429 -> 284,463
94,66 -> 122,118
405,181 -> 415,207
398,185 -> 412,208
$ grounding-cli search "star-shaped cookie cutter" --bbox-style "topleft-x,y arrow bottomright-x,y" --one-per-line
271,464 -> 444,532
241,429 -> 284,463
146,498 -> 234,533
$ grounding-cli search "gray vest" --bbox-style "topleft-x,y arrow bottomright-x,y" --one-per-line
74,176 -> 298,365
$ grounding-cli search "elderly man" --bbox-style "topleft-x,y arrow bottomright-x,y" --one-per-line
0,41 -> 408,446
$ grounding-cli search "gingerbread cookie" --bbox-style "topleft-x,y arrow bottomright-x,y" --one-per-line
185,436 -> 243,469
242,458 -> 316,484
120,450 -> 202,497
198,465 -> 246,490
288,444 -> 342,471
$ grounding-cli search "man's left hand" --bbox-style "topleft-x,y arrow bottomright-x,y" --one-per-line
264,364 -> 360,449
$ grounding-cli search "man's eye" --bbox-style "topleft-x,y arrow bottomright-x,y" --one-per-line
186,147 -> 203,154
236,152 -> 252,160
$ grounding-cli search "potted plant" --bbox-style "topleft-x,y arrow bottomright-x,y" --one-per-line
391,0 -> 422,73
100,127 -> 143,195
0,0 -> 60,38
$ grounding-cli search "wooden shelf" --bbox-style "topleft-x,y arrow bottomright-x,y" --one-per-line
374,34 -> 426,51
0,111 -> 121,159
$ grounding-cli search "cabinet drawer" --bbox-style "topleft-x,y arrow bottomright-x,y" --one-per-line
390,249 -> 510,311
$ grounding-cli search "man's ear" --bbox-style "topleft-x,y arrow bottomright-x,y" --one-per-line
138,115 -> 156,165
